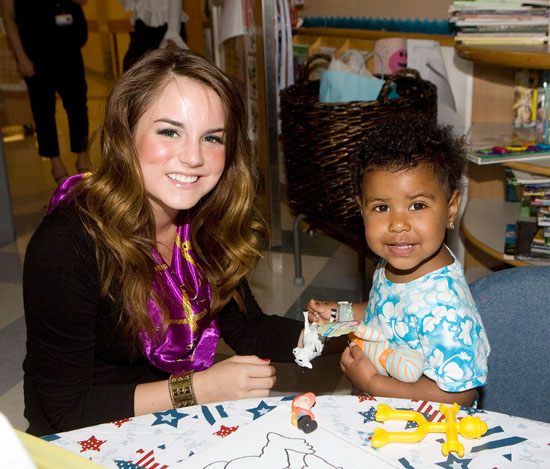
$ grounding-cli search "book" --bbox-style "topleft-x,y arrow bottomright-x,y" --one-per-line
455,17 -> 550,26
532,227 -> 550,245
456,36 -> 548,45
531,197 -> 550,205
515,220 -> 550,260
460,25 -> 550,32
509,168 -> 550,184
504,222 -> 517,259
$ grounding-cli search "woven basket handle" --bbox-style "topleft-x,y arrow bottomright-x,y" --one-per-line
377,68 -> 427,104
298,53 -> 332,84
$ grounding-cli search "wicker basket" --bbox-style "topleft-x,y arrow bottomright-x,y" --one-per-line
280,55 -> 438,231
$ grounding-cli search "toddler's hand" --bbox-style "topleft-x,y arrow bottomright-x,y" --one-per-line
307,298 -> 339,324
340,342 -> 379,394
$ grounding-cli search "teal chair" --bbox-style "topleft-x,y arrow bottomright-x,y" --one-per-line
469,266 -> 550,423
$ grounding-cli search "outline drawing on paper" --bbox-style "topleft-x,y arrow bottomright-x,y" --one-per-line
203,432 -> 342,469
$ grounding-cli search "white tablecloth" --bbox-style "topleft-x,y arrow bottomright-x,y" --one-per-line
46,395 -> 550,468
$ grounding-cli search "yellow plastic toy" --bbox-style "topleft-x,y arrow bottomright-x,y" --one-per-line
371,403 -> 487,457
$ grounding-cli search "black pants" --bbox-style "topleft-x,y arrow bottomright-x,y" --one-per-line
122,19 -> 187,72
25,49 -> 88,158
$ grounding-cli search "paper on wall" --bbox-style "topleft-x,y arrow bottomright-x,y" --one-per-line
407,39 -> 456,112
219,0 -> 245,44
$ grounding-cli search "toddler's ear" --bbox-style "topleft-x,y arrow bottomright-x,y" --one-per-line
448,190 -> 462,224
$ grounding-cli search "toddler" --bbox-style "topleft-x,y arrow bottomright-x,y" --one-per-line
309,115 -> 490,406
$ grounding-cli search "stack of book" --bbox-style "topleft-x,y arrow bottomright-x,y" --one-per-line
526,183 -> 550,255
514,182 -> 550,260
449,1 -> 550,46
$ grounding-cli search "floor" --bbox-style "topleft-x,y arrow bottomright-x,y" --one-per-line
0,71 -> 364,432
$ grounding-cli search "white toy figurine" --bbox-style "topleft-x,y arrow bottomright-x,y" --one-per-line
293,311 -> 324,369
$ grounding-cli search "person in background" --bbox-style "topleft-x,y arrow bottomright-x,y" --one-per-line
0,0 -> 89,185
22,48 -> 308,436
120,0 -> 189,72
308,115 -> 490,407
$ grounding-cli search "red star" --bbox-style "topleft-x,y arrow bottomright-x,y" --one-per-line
77,435 -> 106,452
111,417 -> 132,428
357,395 -> 376,402
214,425 -> 239,438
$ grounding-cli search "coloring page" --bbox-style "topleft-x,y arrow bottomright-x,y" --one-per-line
182,404 -> 398,468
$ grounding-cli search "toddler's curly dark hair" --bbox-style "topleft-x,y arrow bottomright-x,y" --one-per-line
352,113 -> 467,200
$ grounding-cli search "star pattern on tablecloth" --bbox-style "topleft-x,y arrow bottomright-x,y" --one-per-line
405,419 -> 420,430
461,406 -> 485,416
151,409 -> 188,428
246,400 -> 277,420
77,435 -> 106,452
111,417 -> 132,428
359,407 -> 378,423
114,461 -> 141,469
357,430 -> 373,447
214,424 -> 239,438
435,452 -> 472,468
357,394 -> 377,402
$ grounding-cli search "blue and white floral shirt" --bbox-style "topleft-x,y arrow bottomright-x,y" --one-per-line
365,247 -> 490,392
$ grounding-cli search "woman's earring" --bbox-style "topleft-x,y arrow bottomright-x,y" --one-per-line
448,221 -> 455,230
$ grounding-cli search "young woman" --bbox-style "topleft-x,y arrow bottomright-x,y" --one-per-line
23,48 -> 304,436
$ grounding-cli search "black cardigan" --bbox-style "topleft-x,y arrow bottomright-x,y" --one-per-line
23,204 -> 303,436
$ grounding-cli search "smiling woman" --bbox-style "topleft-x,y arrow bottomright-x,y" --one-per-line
22,49 -> 305,436
134,78 -> 227,262
135,78 -> 226,211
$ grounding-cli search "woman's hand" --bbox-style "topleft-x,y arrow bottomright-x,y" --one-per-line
340,342 -> 379,394
192,355 -> 276,404
307,298 -> 338,324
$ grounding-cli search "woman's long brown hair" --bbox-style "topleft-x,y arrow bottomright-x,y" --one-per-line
74,48 -> 267,343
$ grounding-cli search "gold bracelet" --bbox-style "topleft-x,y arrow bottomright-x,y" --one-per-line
168,371 -> 196,408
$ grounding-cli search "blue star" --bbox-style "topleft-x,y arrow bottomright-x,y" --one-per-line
151,409 -> 188,428
114,460 -> 141,469
435,452 -> 472,468
461,406 -> 485,416
357,430 -> 373,447
405,420 -> 420,430
359,407 -> 378,423
246,400 -> 276,420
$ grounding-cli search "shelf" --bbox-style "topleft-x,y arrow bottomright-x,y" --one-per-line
457,46 -> 550,271
503,160 -> 550,177
461,198 -> 549,267
467,122 -> 550,174
455,43 -> 550,69
296,28 -> 456,46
